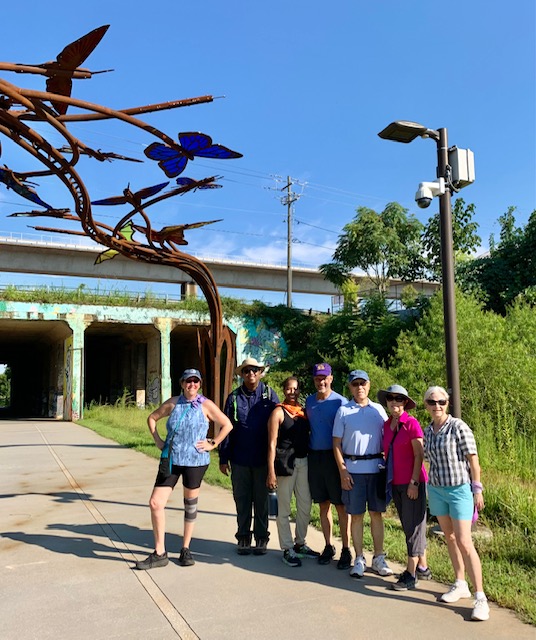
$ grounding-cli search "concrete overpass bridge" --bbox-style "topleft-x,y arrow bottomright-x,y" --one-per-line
0,232 -> 439,301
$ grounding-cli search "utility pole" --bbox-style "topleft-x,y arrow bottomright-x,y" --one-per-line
281,176 -> 299,308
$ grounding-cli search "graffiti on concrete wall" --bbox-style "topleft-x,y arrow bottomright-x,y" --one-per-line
238,318 -> 287,368
147,375 -> 160,405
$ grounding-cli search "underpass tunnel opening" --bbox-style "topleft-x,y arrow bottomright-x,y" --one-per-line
0,319 -> 71,418
170,323 -> 206,397
84,322 -> 159,407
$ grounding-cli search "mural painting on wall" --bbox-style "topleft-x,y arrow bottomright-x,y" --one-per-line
238,318 -> 287,368
63,335 -> 73,420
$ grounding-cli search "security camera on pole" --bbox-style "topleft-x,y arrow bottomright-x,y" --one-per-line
377,121 -> 476,418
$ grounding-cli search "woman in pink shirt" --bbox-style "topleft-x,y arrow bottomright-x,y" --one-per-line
378,384 -> 430,591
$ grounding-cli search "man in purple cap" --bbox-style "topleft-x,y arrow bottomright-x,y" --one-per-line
305,363 -> 351,568
333,369 -> 392,579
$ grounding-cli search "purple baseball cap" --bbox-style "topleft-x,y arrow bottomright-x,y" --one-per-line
313,363 -> 332,377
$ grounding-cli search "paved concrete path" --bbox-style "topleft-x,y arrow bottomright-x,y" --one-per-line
1,420 -> 534,640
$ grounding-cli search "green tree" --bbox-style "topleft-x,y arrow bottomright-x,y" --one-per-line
0,367 -> 11,407
457,207 -> 536,313
319,202 -> 426,295
421,197 -> 481,281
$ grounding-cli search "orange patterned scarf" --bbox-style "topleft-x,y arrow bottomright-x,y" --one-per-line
277,402 -> 305,419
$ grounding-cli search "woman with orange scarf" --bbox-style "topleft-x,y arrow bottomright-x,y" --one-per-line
267,376 -> 319,567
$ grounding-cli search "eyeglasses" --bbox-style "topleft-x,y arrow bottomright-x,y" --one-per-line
426,398 -> 448,406
385,394 -> 406,403
185,378 -> 201,384
242,367 -> 260,375
350,380 -> 368,387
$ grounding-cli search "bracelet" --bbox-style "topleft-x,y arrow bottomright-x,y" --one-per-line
471,481 -> 483,494
409,479 -> 419,487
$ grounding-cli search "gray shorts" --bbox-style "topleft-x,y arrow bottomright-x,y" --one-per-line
342,473 -> 386,514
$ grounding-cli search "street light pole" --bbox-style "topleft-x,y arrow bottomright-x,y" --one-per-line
436,128 -> 461,417
378,121 -> 462,417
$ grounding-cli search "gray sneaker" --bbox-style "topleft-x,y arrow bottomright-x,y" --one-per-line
178,547 -> 195,566
135,551 -> 169,570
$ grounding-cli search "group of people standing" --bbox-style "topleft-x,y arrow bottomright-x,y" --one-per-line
135,359 -> 489,622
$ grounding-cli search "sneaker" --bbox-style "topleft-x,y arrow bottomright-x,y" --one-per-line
178,547 -> 195,566
237,538 -> 252,555
293,543 -> 320,559
371,554 -> 393,576
471,597 -> 490,621
135,550 -> 169,570
318,544 -> 336,565
440,582 -> 472,603
253,538 -> 268,555
416,566 -> 432,580
282,549 -> 302,567
337,547 -> 352,570
392,570 -> 417,591
349,555 -> 366,578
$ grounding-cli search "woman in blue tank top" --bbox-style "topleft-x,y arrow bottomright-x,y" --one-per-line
135,368 -> 232,571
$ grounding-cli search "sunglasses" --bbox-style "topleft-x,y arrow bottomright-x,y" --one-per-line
350,380 -> 368,387
426,398 -> 448,406
185,378 -> 201,384
385,394 -> 406,403
242,366 -> 260,374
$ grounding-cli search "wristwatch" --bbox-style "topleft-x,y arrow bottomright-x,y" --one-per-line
409,479 -> 419,487
207,438 -> 216,446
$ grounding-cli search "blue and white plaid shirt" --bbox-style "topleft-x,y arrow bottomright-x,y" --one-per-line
424,415 -> 477,487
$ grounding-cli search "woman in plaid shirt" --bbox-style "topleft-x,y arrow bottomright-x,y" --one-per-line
423,386 -> 489,622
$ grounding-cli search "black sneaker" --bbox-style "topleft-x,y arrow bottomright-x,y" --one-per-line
318,544 -> 336,565
392,570 -> 417,591
135,551 -> 169,570
282,549 -> 302,567
178,547 -> 195,566
253,538 -> 268,555
237,538 -> 252,555
293,543 -> 320,559
416,566 -> 432,580
337,546 -> 352,570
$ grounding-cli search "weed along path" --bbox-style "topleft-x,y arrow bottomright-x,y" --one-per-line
1,420 -> 534,640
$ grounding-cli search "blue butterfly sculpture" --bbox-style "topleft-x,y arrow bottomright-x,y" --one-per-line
144,132 -> 242,178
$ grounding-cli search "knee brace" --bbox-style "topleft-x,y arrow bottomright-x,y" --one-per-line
184,497 -> 198,521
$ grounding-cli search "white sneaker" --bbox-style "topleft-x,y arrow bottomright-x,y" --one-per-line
471,597 -> 490,621
440,582 -> 472,603
350,555 -> 366,578
371,554 -> 393,576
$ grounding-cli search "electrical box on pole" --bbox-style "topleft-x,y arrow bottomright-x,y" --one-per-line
448,147 -> 475,189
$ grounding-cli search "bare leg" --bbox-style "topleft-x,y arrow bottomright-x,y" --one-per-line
451,518 -> 484,592
182,487 -> 201,549
436,514 -> 465,581
369,511 -> 384,556
407,556 -> 418,574
335,503 -> 350,548
350,513 -> 364,556
319,500 -> 333,545
149,486 -> 173,554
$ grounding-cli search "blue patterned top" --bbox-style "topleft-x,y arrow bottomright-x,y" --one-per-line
166,394 -> 210,467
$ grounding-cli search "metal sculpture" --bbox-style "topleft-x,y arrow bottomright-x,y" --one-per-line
0,25 -> 242,408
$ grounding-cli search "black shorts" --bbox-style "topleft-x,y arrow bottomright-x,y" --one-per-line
155,464 -> 208,490
307,449 -> 343,505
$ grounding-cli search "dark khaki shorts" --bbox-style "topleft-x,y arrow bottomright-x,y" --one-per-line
307,449 -> 343,505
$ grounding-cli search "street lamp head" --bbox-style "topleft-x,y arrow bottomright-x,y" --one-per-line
378,120 -> 437,143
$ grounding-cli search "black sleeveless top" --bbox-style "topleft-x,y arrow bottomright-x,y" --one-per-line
274,409 -> 309,476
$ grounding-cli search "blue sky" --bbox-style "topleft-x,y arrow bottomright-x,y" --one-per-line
1,1 -> 535,309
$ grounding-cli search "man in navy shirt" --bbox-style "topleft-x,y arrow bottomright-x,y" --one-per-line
220,357 -> 279,556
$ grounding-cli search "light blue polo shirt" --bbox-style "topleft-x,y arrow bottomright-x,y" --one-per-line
333,399 -> 387,474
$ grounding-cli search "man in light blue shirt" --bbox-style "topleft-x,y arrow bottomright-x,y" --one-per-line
305,363 -> 351,569
333,369 -> 392,579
